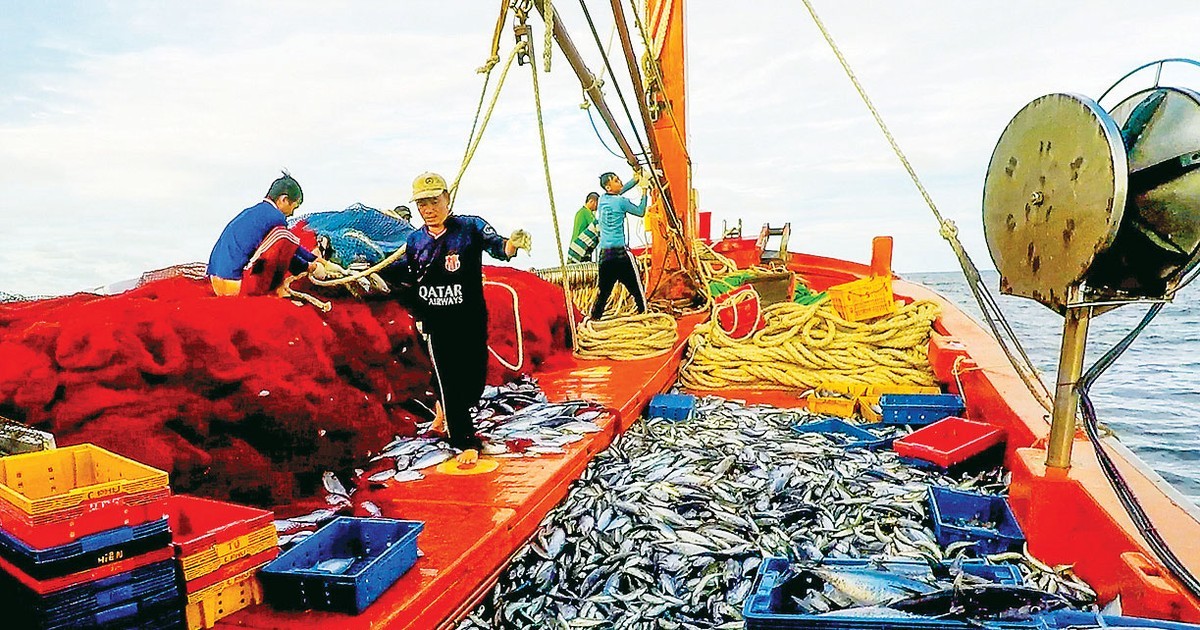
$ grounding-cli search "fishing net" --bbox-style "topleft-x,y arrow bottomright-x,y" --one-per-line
0,267 -> 573,505
291,203 -> 415,267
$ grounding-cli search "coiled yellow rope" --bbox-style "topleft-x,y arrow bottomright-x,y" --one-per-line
679,299 -> 940,391
574,312 -> 679,361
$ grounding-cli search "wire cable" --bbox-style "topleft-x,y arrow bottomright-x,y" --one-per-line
1075,303 -> 1200,600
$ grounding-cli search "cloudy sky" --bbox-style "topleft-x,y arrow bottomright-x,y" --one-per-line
5,1 -> 1200,296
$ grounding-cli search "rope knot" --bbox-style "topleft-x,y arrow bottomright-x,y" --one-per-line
938,219 -> 959,240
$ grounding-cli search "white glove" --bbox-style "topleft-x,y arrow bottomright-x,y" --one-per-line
510,229 -> 533,253
635,168 -> 651,192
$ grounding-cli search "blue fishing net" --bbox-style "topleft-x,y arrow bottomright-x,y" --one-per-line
293,203 -> 414,267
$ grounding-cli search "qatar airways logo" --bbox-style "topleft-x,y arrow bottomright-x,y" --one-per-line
419,284 -> 464,306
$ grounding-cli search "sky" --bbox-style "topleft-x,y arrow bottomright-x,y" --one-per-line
5,1 -> 1200,296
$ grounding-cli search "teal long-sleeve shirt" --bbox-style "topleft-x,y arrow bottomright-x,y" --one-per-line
597,178 -> 646,250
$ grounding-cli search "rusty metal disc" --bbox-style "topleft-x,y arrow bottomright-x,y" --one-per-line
983,93 -> 1128,313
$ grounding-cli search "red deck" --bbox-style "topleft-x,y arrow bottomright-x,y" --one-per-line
227,252 -> 1200,627
226,316 -> 703,629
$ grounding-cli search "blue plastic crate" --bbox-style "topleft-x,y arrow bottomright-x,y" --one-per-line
647,393 -> 695,421
879,394 -> 965,426
0,517 -> 171,580
1044,610 -> 1200,629
744,556 -> 1034,630
927,486 -> 1025,555
260,517 -> 423,614
792,418 -> 891,450
0,559 -> 180,629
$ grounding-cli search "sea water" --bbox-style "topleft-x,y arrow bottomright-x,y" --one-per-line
909,270 -> 1200,506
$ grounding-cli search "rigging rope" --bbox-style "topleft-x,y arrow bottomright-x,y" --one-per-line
451,42 -> 527,206
680,299 -> 940,391
574,312 -> 678,360
523,21 -> 580,349
799,0 -> 1053,412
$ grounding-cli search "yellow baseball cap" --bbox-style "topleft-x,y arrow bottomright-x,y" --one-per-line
412,172 -> 448,201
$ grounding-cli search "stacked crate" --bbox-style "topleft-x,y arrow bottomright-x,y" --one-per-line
167,495 -> 278,629
0,444 -> 182,628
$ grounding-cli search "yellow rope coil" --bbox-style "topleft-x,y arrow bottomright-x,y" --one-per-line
574,312 -> 679,361
679,299 -> 940,391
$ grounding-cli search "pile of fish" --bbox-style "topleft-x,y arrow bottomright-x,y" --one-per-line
455,396 -> 1097,629
274,376 -> 605,544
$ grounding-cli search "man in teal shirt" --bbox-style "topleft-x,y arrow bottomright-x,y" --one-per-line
568,192 -> 599,262
590,171 -> 646,319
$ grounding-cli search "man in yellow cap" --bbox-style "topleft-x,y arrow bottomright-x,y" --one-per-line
396,172 -> 531,465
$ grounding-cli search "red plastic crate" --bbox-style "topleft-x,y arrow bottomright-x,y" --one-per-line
0,544 -> 173,596
893,416 -> 1005,469
167,495 -> 276,582
183,546 -> 278,595
0,486 -> 170,549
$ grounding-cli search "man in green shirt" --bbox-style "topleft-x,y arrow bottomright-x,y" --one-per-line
568,192 -> 600,262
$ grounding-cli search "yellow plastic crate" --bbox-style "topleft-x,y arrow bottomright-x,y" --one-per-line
816,382 -> 871,397
186,566 -> 265,630
858,396 -> 883,423
826,276 -> 897,322
866,384 -> 942,397
180,523 -> 279,582
806,395 -> 857,418
0,444 -> 169,516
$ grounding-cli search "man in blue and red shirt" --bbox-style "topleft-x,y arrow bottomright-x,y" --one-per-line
207,173 -> 339,296
397,172 -> 530,465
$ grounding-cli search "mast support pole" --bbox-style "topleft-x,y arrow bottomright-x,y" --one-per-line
533,2 -> 640,169
1047,287 -> 1091,469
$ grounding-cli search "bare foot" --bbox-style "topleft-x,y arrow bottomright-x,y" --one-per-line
430,401 -> 447,435
455,449 -> 479,466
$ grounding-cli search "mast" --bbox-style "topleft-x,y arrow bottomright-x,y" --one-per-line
639,0 -> 700,306
643,0 -> 691,237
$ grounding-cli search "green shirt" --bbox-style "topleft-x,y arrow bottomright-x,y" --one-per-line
572,205 -> 595,243
570,205 -> 597,263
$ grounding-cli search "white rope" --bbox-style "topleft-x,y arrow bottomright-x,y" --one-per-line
485,280 -> 525,372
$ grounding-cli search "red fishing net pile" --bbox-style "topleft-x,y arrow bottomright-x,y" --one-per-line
0,267 -> 573,505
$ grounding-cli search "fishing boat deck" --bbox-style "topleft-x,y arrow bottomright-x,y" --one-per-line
225,316 -> 705,629
225,262 -> 1200,628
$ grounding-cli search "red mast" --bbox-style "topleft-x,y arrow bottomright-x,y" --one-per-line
643,0 -> 698,305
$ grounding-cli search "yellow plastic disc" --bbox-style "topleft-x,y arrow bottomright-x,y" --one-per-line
436,457 -> 500,476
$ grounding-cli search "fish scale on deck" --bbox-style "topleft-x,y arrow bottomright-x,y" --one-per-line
454,396 -> 1097,629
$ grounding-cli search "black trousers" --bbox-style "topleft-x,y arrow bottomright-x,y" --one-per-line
591,247 -> 646,319
424,319 -> 488,451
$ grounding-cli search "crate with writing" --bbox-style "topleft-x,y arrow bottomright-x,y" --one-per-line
0,516 -> 172,580
0,445 -> 171,549
167,495 -> 278,589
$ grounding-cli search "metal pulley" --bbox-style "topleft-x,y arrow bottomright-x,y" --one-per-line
984,62 -> 1200,314
981,59 -> 1200,469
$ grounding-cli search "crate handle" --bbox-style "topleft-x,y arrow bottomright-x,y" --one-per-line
80,526 -> 135,552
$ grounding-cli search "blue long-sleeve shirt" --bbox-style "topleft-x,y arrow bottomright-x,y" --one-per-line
207,200 -> 316,279
597,178 -> 645,250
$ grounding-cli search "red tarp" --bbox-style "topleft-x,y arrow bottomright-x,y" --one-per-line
0,267 -> 572,505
